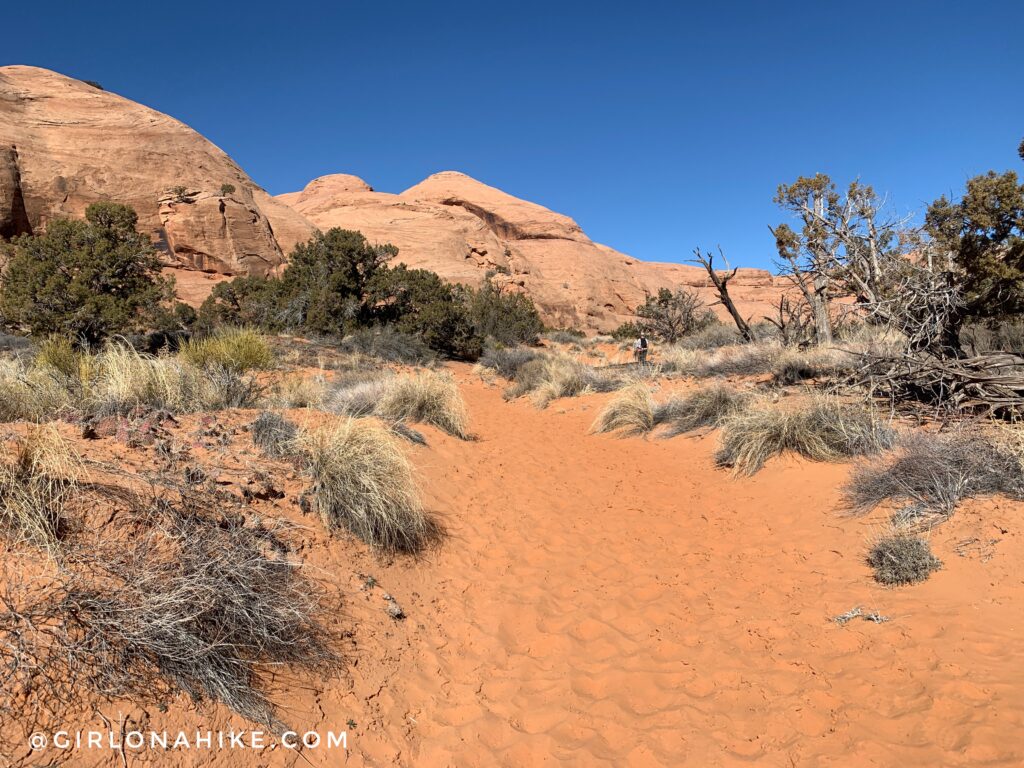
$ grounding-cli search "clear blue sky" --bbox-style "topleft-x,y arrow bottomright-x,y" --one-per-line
5,1 -> 1022,271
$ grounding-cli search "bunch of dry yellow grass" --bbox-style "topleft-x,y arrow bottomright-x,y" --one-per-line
591,383 -> 655,436
0,425 -> 81,552
295,418 -> 427,552
376,371 -> 469,439
716,395 -> 894,476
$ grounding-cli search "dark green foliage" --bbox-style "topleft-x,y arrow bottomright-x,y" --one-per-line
0,203 -> 178,344
612,321 -> 643,341
926,158 -> 1024,321
169,186 -> 195,203
369,265 -> 481,359
199,275 -> 287,331
466,278 -> 543,346
867,533 -> 941,585
635,288 -> 715,343
280,229 -> 395,335
199,229 -> 543,361
82,80 -> 103,90
220,183 -> 236,197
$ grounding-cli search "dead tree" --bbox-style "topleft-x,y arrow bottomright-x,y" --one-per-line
772,175 -> 842,344
690,248 -> 755,342
762,295 -> 812,346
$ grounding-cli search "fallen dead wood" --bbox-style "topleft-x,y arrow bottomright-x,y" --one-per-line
856,352 -> 1024,413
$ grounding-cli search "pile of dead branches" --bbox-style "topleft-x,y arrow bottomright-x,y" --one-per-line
857,351 -> 1024,413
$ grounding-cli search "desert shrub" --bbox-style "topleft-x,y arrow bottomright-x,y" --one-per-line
280,229 -> 396,334
220,183 -> 236,197
545,329 -> 586,344
1,203 -> 180,343
677,324 -> 740,350
376,371 -> 469,439
180,327 -> 273,373
612,321 -> 643,341
0,332 -> 31,353
867,530 -> 942,585
198,275 -> 288,330
503,353 -> 623,406
84,344 -> 261,416
716,397 -> 894,475
845,432 -> 1024,523
338,325 -> 436,365
479,344 -> 540,380
772,347 -> 856,385
0,494 -> 338,736
295,418 -> 428,552
591,384 -> 655,436
369,266 -> 483,359
636,288 -> 716,343
250,412 -> 298,457
654,384 -> 751,436
661,343 -> 778,378
196,365 -> 263,410
466,278 -> 543,345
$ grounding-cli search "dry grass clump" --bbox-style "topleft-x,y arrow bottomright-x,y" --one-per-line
250,411 -> 298,458
696,344 -> 779,378
654,384 -> 751,436
34,335 -> 89,379
376,371 -> 469,438
867,528 -> 942,585
85,344 -> 261,416
677,324 -> 741,350
0,492 -> 338,739
660,343 -> 779,379
503,353 -> 622,407
772,347 -> 856,385
269,373 -> 327,408
479,344 -> 540,380
591,383 -> 655,436
845,432 -> 1024,524
328,377 -> 391,418
0,426 -> 81,551
295,418 -> 428,552
339,326 -> 435,365
0,358 -> 76,422
716,396 -> 894,475
179,327 -> 274,373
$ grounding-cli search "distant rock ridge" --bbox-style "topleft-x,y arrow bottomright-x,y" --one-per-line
279,172 -> 787,329
0,65 -> 786,330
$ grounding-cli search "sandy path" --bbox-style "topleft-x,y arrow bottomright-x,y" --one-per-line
28,368 -> 1024,767
313,368 -> 1024,766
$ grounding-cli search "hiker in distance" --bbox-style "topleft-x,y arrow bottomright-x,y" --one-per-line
633,333 -> 649,364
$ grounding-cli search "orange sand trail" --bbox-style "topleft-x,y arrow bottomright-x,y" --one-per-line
35,367 -> 1024,767
328,368 -> 1024,766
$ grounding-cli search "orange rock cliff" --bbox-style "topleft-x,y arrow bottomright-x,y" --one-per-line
1,65 -> 787,331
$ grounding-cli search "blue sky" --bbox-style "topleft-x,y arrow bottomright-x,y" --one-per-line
5,1 -> 1022,271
